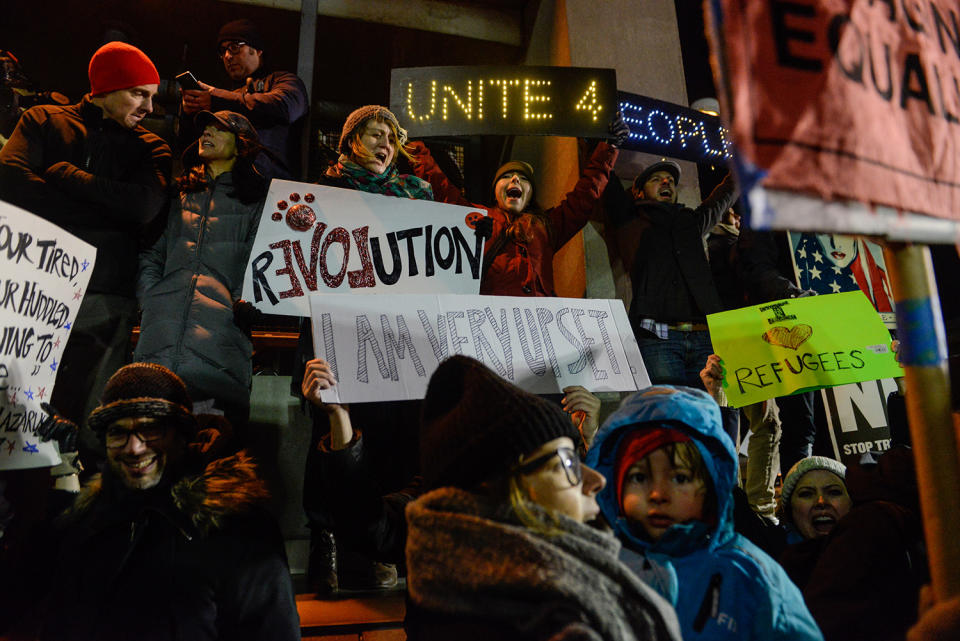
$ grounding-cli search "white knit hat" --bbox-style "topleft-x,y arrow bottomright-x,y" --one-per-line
781,455 -> 847,522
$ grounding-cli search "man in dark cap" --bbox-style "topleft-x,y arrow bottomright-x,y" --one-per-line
181,18 -> 308,179
1,362 -> 301,640
0,42 -> 171,446
604,160 -> 738,389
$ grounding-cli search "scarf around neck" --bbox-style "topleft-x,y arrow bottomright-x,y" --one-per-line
328,155 -> 433,200
405,487 -> 681,641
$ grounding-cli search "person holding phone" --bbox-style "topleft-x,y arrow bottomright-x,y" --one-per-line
180,19 -> 307,179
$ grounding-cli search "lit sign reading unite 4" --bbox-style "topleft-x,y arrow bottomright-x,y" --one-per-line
390,66 -> 618,138
618,90 -> 733,163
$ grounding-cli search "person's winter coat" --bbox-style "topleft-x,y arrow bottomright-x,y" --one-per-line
604,173 -> 737,324
779,446 -> 926,641
30,450 -> 300,641
587,387 -> 823,641
0,96 -> 171,296
404,486 -> 682,641
411,141 -> 617,296
135,171 -> 262,410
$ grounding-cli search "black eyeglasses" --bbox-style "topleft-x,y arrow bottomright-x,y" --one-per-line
218,41 -> 248,57
514,446 -> 582,487
105,424 -> 170,449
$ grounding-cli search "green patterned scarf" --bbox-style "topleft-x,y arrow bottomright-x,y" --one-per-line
328,155 -> 434,200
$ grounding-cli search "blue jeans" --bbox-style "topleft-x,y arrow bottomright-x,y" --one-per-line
637,329 -> 714,389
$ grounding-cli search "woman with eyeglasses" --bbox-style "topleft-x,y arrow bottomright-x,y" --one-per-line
402,355 -> 681,641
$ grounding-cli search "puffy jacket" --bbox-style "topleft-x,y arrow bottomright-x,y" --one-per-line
586,386 -> 823,641
19,450 -> 299,641
135,171 -> 262,409
412,141 -> 617,296
0,96 -> 171,296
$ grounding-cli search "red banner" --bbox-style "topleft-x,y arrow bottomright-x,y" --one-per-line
716,0 -> 960,221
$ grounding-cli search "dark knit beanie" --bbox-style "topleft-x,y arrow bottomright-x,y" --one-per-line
217,19 -> 265,51
87,363 -> 197,438
419,355 -> 579,490
492,160 -> 534,187
88,42 -> 159,96
337,105 -> 408,155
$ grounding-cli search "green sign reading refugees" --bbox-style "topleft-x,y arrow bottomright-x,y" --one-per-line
706,291 -> 901,408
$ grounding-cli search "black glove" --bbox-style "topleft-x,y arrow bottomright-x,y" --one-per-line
792,289 -> 818,298
233,299 -> 264,337
608,111 -> 630,148
37,402 -> 79,452
474,216 -> 494,241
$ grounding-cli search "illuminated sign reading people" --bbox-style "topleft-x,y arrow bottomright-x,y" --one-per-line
390,66 -> 617,138
618,90 -> 733,163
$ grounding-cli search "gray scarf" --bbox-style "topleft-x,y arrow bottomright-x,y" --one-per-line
406,487 -> 681,641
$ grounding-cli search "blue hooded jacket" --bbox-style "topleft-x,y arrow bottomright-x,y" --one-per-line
586,386 -> 823,641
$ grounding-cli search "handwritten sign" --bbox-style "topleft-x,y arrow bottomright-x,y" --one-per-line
707,291 -> 901,408
390,65 -> 618,138
618,91 -> 733,163
242,180 -> 484,317
310,294 -> 650,404
713,1 -> 960,229
0,201 -> 96,470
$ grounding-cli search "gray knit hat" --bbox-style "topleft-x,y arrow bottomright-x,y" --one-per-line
633,159 -> 681,193
781,455 -> 847,522
419,355 -> 580,490
338,105 -> 407,156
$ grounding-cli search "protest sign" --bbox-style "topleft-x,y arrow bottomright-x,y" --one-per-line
707,291 -> 901,408
711,1 -> 960,238
242,180 -> 485,316
789,232 -> 896,328
390,65 -> 618,138
310,294 -> 649,404
823,378 -> 899,467
618,91 -> 733,163
0,201 -> 96,470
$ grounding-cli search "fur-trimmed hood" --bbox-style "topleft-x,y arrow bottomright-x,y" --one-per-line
68,450 -> 268,538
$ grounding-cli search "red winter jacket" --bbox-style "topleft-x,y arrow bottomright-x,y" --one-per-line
411,141 -> 617,296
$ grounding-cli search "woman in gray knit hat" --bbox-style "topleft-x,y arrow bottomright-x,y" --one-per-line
780,455 -> 850,541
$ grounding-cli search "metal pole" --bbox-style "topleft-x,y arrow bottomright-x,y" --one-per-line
884,242 -> 960,601
297,0 -> 317,102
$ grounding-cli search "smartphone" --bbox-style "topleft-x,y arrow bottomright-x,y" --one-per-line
175,71 -> 201,91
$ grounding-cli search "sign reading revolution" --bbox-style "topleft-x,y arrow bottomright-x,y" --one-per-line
390,65 -> 618,138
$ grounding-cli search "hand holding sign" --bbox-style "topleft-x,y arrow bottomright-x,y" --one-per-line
707,291 -> 902,408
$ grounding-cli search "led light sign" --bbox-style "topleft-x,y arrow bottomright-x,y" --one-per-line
618,90 -> 733,163
390,66 -> 618,138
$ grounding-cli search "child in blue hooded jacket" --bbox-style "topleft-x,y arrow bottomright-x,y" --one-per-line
586,386 -> 823,641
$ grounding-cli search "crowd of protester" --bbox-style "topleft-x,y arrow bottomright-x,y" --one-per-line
0,15 -> 951,641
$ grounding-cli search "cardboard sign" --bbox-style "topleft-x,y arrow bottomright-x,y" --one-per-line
310,294 -> 650,404
242,180 -> 485,317
713,1 -> 960,229
788,232 -> 896,328
0,201 -> 96,470
707,291 -> 901,407
390,65 -> 618,138
618,91 -> 733,163
823,378 -> 899,467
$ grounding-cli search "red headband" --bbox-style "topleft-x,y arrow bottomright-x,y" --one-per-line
615,426 -> 691,509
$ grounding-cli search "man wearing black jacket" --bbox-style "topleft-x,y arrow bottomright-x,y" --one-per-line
0,42 -> 171,448
605,160 -> 738,389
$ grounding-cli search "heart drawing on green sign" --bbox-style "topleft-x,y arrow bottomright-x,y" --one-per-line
762,324 -> 813,350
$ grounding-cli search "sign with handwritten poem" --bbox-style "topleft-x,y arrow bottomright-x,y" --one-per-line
707,291 -> 901,408
310,294 -> 650,404
0,201 -> 96,470
242,180 -> 484,317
